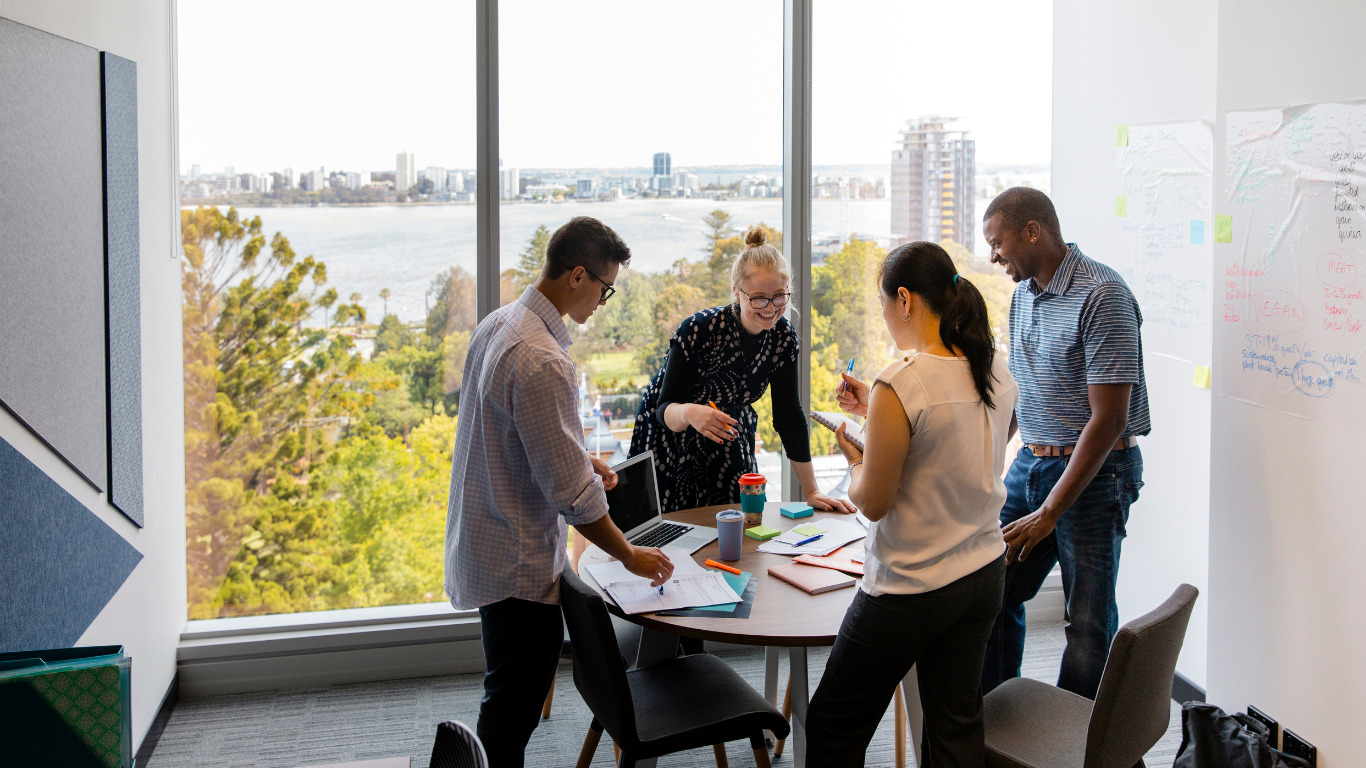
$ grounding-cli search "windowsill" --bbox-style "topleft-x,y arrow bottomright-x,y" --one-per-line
182,601 -> 474,640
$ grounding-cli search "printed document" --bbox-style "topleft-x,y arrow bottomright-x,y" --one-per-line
757,518 -> 866,557
604,571 -> 743,615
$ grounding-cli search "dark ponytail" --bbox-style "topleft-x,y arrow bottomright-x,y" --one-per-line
879,242 -> 998,409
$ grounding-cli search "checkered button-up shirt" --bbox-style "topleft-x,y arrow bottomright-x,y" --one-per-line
444,286 -> 608,610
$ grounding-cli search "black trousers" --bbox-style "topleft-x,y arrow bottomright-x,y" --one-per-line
806,555 -> 1007,768
476,597 -> 564,768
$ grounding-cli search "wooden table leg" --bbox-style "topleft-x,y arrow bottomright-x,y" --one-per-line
774,680 -> 793,757
893,685 -> 906,768
789,647 -> 809,768
900,664 -> 924,768
763,646 -> 780,746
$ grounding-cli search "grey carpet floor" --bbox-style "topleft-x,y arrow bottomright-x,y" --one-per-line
146,622 -> 1183,767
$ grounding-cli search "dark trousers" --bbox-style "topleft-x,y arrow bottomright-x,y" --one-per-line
807,555 -> 1007,768
477,597 -> 563,768
981,446 -> 1144,700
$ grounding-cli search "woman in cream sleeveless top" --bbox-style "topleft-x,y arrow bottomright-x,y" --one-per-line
806,242 -> 1018,768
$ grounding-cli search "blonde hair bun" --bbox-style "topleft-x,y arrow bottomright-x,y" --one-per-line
744,226 -> 768,247
731,224 -> 791,295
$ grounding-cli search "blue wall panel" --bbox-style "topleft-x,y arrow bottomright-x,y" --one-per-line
102,52 -> 143,527
0,436 -> 143,653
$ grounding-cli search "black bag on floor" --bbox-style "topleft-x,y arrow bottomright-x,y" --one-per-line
1174,702 -> 1310,768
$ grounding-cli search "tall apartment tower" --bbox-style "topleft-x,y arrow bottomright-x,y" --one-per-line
396,152 -> 416,193
653,152 -> 671,177
890,117 -> 976,253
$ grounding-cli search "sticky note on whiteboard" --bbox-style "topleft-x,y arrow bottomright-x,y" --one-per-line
1191,220 -> 1206,245
1192,365 -> 1211,388
1214,214 -> 1233,243
1115,196 -> 1127,217
1117,125 -> 1129,146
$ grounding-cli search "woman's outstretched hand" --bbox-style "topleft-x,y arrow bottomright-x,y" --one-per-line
836,372 -> 870,417
686,403 -> 739,444
806,489 -> 857,515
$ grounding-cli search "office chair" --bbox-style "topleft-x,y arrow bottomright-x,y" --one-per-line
429,720 -> 487,768
560,563 -> 790,768
983,584 -> 1199,768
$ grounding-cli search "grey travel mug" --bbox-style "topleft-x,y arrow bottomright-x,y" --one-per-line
716,509 -> 744,562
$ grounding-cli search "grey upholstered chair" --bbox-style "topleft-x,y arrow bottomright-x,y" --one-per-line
983,583 -> 1199,768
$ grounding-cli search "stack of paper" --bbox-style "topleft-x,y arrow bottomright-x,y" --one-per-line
756,518 -> 865,557
584,552 -> 742,615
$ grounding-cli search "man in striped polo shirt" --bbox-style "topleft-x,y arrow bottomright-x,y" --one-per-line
979,187 -> 1150,700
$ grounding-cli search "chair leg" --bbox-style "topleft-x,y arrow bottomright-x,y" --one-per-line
575,721 -> 603,768
751,733 -> 773,768
773,678 -> 793,756
893,684 -> 906,768
712,743 -> 730,768
541,678 -> 556,719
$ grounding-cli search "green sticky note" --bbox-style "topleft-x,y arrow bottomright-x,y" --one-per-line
745,525 -> 780,540
1115,196 -> 1128,217
1214,215 -> 1233,243
1117,125 -> 1129,146
792,524 -> 826,536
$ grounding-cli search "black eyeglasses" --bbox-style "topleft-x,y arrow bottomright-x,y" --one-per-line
737,287 -> 790,309
581,265 -> 616,301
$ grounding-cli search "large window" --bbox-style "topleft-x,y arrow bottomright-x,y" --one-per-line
179,0 -> 475,618
496,1 -> 787,492
807,0 -> 1052,491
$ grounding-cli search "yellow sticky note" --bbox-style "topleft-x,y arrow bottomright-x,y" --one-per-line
1117,125 -> 1129,146
1192,365 -> 1210,389
1115,196 -> 1128,217
792,524 -> 826,536
1214,214 -> 1233,243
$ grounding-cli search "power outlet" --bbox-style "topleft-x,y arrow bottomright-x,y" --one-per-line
1282,729 -> 1317,768
1246,706 -> 1279,750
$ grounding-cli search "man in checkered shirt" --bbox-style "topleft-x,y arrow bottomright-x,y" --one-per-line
445,217 -> 674,766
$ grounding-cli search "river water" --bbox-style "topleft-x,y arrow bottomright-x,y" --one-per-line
210,198 -> 891,323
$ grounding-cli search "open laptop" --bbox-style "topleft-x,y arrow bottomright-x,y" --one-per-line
606,451 -> 718,553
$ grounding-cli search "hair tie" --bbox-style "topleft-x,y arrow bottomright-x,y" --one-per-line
953,274 -> 959,284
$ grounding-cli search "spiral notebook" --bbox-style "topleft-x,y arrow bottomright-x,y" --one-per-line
809,411 -> 865,452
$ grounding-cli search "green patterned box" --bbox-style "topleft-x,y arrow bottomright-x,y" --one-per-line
0,646 -> 132,768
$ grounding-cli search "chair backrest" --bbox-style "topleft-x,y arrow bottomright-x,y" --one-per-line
429,720 -> 487,768
1085,583 -> 1199,768
559,563 -> 639,744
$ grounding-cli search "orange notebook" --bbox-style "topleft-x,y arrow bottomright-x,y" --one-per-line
768,562 -> 856,595
793,547 -> 864,576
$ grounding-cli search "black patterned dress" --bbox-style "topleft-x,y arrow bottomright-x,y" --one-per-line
630,304 -> 806,513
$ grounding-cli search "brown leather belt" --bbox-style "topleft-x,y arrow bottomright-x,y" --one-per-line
1027,436 -> 1137,458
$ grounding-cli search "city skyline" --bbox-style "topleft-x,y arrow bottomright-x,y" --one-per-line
177,0 -> 1052,173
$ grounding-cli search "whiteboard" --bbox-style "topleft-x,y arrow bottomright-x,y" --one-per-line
1219,102 -> 1366,429
1116,121 -> 1214,364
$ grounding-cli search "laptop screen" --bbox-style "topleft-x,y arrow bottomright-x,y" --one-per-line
605,453 -> 661,535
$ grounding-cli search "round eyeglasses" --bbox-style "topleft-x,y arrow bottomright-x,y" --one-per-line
737,287 -> 791,309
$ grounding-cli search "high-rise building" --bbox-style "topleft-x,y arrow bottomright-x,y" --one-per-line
421,166 -> 447,193
282,167 -> 296,189
303,168 -> 326,191
396,152 -> 416,193
446,170 -> 465,195
576,178 -> 596,199
344,171 -> 371,190
189,164 -> 200,181
890,116 -> 976,252
653,152 -> 671,177
500,167 -> 519,199
223,165 -> 235,178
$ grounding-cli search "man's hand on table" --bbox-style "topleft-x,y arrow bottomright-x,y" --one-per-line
623,546 -> 675,587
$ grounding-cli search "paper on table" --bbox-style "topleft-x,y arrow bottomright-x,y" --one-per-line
757,518 -> 865,557
582,548 -> 704,588
604,571 -> 743,615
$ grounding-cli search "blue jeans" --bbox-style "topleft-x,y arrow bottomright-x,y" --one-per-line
980,445 -> 1144,700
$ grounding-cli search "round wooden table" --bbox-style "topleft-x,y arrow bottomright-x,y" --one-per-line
580,501 -> 924,767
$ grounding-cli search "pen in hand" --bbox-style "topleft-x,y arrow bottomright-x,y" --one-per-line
708,400 -> 736,437
838,357 -> 856,394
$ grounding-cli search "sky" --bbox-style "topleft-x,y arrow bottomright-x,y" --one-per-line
177,0 -> 1052,175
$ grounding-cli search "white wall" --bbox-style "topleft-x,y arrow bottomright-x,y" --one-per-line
1051,0 -> 1217,687
0,0 -> 185,748
1209,2 -> 1366,764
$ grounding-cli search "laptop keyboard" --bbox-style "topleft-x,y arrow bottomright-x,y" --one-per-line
630,522 -> 692,549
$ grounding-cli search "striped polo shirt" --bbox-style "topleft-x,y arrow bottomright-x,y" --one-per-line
1009,243 -> 1151,446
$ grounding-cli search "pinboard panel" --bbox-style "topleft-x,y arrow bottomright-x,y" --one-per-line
101,51 -> 143,526
0,17 -> 108,491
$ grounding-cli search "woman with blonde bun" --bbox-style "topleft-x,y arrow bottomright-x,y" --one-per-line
630,226 -> 854,516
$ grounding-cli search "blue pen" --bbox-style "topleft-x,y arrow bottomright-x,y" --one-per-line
793,533 -> 825,547
838,357 -> 855,393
